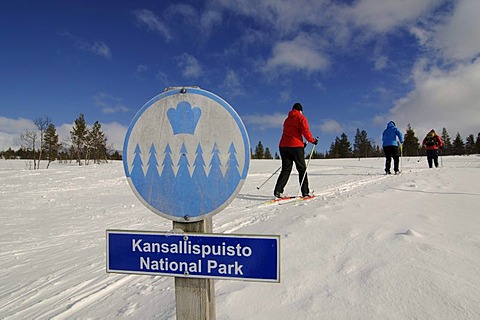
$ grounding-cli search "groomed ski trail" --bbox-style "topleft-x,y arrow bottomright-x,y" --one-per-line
219,173 -> 399,234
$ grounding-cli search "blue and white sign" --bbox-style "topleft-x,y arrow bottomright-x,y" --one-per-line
107,230 -> 280,282
123,87 -> 250,222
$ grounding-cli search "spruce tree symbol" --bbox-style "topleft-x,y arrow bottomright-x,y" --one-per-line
225,142 -> 241,195
175,143 -> 194,212
207,143 -> 226,208
145,143 -> 160,204
130,144 -> 145,195
191,143 -> 207,212
159,143 -> 175,210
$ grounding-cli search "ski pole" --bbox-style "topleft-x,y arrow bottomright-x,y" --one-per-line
399,142 -> 403,172
440,148 -> 443,167
256,165 -> 282,190
297,142 -> 316,197
417,155 -> 423,162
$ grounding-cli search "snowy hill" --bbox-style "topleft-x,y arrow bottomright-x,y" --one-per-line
1,156 -> 479,319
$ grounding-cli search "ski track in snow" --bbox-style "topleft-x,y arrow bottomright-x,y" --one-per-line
219,172 -> 393,234
1,157 -> 480,319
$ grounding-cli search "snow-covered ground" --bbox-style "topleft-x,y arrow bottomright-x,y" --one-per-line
1,156 -> 479,319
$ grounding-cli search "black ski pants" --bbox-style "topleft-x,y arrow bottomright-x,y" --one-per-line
426,149 -> 439,168
274,147 -> 309,196
383,145 -> 400,173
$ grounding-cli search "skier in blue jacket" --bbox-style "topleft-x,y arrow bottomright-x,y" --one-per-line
382,121 -> 404,174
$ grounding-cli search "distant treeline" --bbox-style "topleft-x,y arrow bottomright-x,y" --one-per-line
0,114 -> 122,168
252,125 -> 480,159
3,120 -> 480,164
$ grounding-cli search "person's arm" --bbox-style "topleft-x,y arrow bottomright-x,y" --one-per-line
436,135 -> 444,148
396,129 -> 404,144
300,116 -> 316,144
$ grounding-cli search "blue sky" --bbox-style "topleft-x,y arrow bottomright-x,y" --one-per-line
1,0 -> 480,154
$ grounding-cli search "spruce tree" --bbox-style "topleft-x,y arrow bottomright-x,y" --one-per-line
354,129 -> 374,158
451,132 -> 465,155
87,121 -> 107,164
254,141 -> 265,159
328,140 -> 339,158
403,124 -> 420,156
70,113 -> 88,165
441,128 -> 452,156
264,147 -> 273,159
43,124 -> 62,169
465,134 -> 475,155
338,133 -> 352,158
475,133 -> 480,154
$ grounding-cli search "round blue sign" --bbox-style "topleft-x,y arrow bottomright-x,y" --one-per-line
123,87 -> 250,222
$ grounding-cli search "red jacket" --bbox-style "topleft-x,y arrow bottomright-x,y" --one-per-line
279,109 -> 315,147
422,132 -> 444,150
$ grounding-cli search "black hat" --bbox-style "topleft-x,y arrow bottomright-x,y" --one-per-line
292,102 -> 303,111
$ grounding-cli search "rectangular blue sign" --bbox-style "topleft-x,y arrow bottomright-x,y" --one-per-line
107,230 -> 280,282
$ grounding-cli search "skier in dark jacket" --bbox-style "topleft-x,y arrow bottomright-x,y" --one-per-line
382,121 -> 404,174
274,102 -> 318,198
422,129 -> 444,168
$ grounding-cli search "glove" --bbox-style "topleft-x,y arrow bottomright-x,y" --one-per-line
303,142 -> 307,148
313,138 -> 318,145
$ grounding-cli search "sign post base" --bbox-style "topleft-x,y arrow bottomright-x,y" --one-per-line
173,218 -> 216,320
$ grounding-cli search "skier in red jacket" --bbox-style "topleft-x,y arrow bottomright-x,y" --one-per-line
422,129 -> 444,168
274,102 -> 318,198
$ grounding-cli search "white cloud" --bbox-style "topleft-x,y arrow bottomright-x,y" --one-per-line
101,122 -> 128,151
222,70 -> 244,96
384,58 -> 480,138
136,64 -> 148,73
93,93 -> 130,115
430,0 -> 480,61
133,9 -> 172,40
319,119 -> 343,134
263,33 -> 329,74
62,32 -> 112,59
89,41 -> 112,59
56,123 -> 73,146
165,4 -> 222,37
135,64 -> 148,77
175,53 -> 202,78
344,0 -> 441,34
0,117 -> 37,150
200,9 -> 222,34
371,0 -> 480,141
156,71 -> 169,85
243,113 -> 286,129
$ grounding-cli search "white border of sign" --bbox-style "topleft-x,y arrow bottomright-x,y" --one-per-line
106,229 -> 280,283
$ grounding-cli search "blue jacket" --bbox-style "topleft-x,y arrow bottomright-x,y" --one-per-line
382,121 -> 404,147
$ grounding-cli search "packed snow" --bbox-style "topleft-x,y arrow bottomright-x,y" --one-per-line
1,156 -> 479,319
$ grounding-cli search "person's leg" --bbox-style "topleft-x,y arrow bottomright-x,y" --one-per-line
274,147 -> 293,196
433,150 -> 439,167
384,146 -> 392,173
426,150 -> 433,168
393,146 -> 400,173
291,147 -> 309,196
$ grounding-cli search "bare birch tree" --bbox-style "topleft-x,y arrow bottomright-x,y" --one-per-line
34,116 -> 51,169
20,130 -> 38,169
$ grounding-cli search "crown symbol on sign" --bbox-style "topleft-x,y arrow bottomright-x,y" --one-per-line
167,101 -> 202,135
